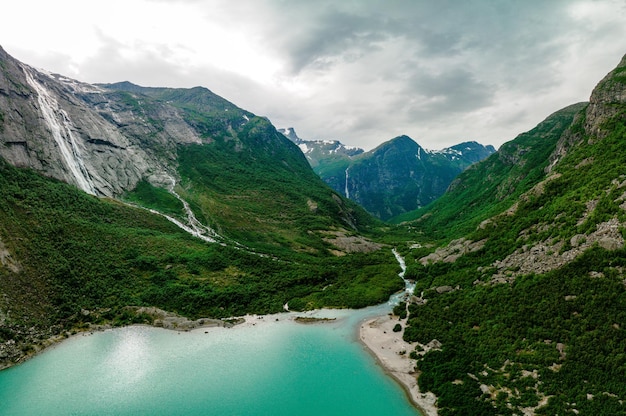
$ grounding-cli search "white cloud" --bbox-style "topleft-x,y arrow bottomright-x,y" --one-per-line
2,0 -> 626,150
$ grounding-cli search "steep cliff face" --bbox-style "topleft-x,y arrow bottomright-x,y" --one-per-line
0,46 -> 201,197
584,54 -> 626,139
548,55 -> 626,172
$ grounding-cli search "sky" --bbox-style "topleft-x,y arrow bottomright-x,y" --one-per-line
2,0 -> 626,151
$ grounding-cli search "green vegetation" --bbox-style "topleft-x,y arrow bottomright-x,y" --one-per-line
0,159 -> 402,364
3,49 -> 626,416
111,82 -> 380,254
397,74 -> 626,413
124,180 -> 184,217
175,138 -> 374,253
392,103 -> 588,241
404,248 -> 626,415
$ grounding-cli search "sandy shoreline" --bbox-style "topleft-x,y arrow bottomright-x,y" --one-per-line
4,307 -> 437,415
359,314 -> 438,416
0,308 -> 332,371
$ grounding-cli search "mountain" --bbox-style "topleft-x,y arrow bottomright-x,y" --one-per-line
0,45 -> 378,251
4,42 -> 626,413
392,102 -> 587,233
343,136 -> 495,220
277,127 -> 365,181
280,128 -> 494,221
277,127 -> 365,166
284,129 -> 494,220
393,54 -> 626,414
0,47 -> 403,368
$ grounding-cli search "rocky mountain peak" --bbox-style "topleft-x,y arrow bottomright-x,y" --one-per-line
0,49 -> 213,196
584,53 -> 626,139
278,127 -> 300,143
386,134 -> 421,149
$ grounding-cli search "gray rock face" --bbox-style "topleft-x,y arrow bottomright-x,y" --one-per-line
0,46 -> 202,197
547,54 -> 626,173
585,54 -> 626,140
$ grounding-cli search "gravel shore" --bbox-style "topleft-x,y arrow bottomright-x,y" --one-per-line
360,314 -> 438,416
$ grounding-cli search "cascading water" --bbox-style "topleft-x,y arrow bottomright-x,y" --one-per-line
344,167 -> 350,198
389,249 -> 416,305
164,176 -> 221,243
23,67 -> 97,195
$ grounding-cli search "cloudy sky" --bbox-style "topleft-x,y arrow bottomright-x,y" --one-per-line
2,0 -> 626,150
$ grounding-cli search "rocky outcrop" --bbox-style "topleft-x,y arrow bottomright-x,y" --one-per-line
584,54 -> 626,140
130,306 -> 236,330
547,54 -> 626,173
487,217 -> 624,284
0,237 -> 20,273
0,45 -> 203,197
419,238 -> 487,265
320,229 -> 383,255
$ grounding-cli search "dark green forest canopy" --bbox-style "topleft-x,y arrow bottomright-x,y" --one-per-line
0,159 -> 402,356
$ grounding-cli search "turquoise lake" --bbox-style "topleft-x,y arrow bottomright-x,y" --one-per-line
0,306 -> 420,415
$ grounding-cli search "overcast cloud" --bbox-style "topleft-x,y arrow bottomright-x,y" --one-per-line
2,0 -> 626,150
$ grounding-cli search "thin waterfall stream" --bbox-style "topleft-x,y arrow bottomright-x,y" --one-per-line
23,67 -> 98,195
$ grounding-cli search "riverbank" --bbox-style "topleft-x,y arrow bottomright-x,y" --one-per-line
360,314 -> 438,416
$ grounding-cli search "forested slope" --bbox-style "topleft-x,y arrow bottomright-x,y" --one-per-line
394,55 -> 626,415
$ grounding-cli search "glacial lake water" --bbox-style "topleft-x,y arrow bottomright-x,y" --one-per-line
0,306 -> 420,415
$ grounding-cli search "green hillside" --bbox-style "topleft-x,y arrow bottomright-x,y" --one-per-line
0,159 -> 402,367
394,57 -> 626,415
106,83 -> 377,253
392,102 -> 587,239
0,78 -> 404,368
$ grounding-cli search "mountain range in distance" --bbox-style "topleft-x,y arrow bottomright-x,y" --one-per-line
279,127 -> 495,220
2,41 -> 626,415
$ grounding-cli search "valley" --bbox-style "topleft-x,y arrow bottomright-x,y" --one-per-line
281,128 -> 495,221
1,44 -> 626,415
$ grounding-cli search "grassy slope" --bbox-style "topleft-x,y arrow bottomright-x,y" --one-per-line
396,97 -> 626,412
111,83 -> 380,253
392,103 -> 588,240
0,154 -> 402,366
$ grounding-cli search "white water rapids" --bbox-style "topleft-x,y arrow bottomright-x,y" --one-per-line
390,249 -> 416,305
131,176 -> 222,244
23,67 -> 97,195
164,176 -> 221,243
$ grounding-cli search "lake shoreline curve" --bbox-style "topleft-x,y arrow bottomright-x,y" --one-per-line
359,313 -> 438,416
3,304 -> 437,416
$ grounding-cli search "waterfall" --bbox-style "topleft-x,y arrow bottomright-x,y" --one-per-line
166,176 -> 221,243
389,249 -> 416,305
23,68 -> 97,195
344,167 -> 350,198
147,208 -> 218,244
